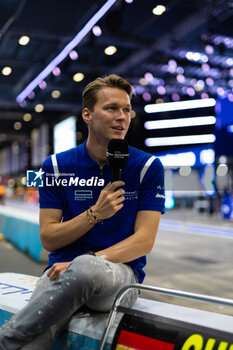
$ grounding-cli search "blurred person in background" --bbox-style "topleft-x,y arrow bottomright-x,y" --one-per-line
0,74 -> 165,349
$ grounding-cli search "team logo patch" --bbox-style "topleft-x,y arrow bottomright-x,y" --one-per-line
74,190 -> 93,200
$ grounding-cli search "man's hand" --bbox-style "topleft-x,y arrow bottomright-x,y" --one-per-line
92,181 -> 125,220
47,261 -> 72,281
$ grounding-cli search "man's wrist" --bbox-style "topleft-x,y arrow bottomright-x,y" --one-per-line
86,207 -> 103,225
90,205 -> 103,222
86,208 -> 98,225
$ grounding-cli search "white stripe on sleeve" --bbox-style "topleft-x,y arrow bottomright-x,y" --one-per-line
140,156 -> 156,183
51,154 -> 60,179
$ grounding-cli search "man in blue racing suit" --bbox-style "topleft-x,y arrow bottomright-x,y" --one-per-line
0,74 -> 165,349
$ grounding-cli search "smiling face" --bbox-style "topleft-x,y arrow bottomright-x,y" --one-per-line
82,87 -> 132,147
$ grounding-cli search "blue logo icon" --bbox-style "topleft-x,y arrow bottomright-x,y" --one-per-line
26,169 -> 45,187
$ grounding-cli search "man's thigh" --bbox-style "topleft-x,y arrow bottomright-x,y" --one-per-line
30,256 -> 138,311
29,271 -> 55,302
82,257 -> 138,312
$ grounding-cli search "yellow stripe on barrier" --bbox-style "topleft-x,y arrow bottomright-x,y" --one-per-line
116,345 -> 134,350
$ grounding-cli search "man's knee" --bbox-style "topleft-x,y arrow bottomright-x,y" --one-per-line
68,255 -> 107,288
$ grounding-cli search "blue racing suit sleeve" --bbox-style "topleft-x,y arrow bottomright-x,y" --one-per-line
137,157 -> 165,213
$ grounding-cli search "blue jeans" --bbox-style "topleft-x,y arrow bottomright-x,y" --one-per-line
0,255 -> 138,350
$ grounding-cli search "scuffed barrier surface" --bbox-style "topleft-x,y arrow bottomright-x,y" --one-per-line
0,273 -> 119,349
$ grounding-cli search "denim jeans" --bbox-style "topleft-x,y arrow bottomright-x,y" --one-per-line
0,255 -> 138,350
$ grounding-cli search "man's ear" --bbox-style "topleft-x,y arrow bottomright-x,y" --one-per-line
82,108 -> 92,125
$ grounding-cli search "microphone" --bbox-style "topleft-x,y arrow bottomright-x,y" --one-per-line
106,139 -> 129,182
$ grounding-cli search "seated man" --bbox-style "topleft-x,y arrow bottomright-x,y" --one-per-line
0,74 -> 165,349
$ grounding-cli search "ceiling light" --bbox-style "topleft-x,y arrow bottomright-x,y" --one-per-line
69,50 -> 79,60
201,93 -> 209,99
187,87 -> 195,97
225,58 -> 232,67
171,93 -> 180,101
73,73 -> 84,82
125,0 -> 133,3
212,34 -> 233,49
176,74 -> 185,83
134,85 -> 144,94
167,65 -> 176,74
194,80 -> 205,91
168,59 -> 177,68
159,152 -> 196,167
34,104 -> 44,113
19,100 -> 27,107
182,86 -> 188,94
139,78 -> 148,86
16,0 -> 117,103
142,92 -> 151,101
152,5 -> 166,15
2,66 -> 12,76
206,77 -> 214,86
28,91 -> 35,99
144,72 -> 154,82
144,98 -> 216,113
185,50 -> 208,63
205,45 -> 214,55
202,63 -> 210,71
219,155 -> 227,164
104,45 -> 117,55
216,164 -> 228,177
38,81 -> 47,90
179,166 -> 192,176
217,87 -> 226,97
157,86 -> 166,95
13,122 -> 22,130
187,51 -> 199,61
200,149 -> 215,165
18,35 -> 30,46
0,133 -> 6,142
52,67 -> 61,76
92,25 -> 102,37
145,134 -> 216,147
130,110 -> 136,119
144,116 -> 216,130
23,113 -> 32,122
51,90 -> 61,99
176,67 -> 184,74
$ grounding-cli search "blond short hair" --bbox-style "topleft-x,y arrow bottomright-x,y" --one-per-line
82,74 -> 133,110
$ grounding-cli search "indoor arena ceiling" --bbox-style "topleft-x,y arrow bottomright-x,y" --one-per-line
0,0 -> 233,146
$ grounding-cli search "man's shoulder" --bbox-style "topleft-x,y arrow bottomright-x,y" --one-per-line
129,145 -> 162,168
129,145 -> 151,158
55,145 -> 80,161
42,144 -> 84,170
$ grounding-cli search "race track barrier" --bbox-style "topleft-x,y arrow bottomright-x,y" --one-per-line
1,273 -> 233,350
0,205 -> 47,262
100,284 -> 233,350
0,273 -> 120,349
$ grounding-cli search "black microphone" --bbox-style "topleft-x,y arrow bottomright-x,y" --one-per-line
106,139 -> 129,183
